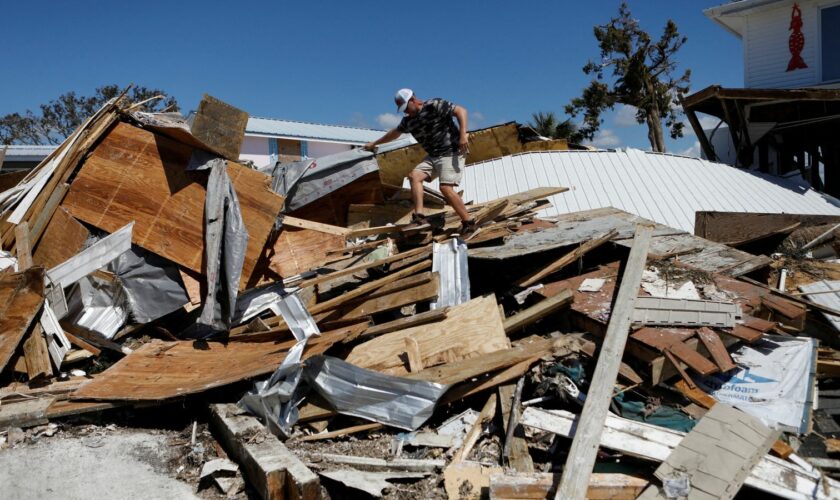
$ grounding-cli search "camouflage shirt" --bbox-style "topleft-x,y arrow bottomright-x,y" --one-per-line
397,98 -> 461,157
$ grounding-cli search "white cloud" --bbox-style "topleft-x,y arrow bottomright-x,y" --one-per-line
614,104 -> 639,127
698,115 -> 722,130
588,128 -> 622,149
470,111 -> 485,128
677,141 -> 702,158
376,113 -> 402,129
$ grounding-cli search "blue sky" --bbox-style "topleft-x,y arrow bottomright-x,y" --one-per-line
1,1 -> 742,155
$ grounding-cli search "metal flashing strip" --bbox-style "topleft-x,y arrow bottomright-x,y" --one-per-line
46,222 -> 133,288
40,301 -> 71,368
431,238 -> 470,310
632,296 -> 740,328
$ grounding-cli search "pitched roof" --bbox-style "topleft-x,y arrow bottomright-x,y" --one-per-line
422,148 -> 840,234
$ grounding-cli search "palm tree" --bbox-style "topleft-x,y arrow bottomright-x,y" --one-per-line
529,112 -> 581,143
529,111 -> 560,138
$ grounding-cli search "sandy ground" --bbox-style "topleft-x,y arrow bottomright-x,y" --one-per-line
0,429 -> 199,500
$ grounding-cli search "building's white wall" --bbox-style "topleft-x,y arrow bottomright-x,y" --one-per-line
307,141 -> 352,158
239,136 -> 271,167
745,1 -> 818,88
238,135 -> 357,167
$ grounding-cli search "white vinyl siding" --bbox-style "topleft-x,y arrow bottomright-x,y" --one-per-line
745,2 -> 818,88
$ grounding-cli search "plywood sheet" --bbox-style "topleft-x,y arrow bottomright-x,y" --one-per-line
0,268 -> 45,373
32,207 -> 90,269
344,295 -> 510,376
61,122 -> 284,288
70,333 -> 341,401
270,226 -> 345,278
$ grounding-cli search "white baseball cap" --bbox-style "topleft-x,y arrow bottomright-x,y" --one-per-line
395,88 -> 413,113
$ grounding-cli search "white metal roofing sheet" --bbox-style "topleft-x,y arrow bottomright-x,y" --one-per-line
246,117 -> 386,144
418,149 -> 840,234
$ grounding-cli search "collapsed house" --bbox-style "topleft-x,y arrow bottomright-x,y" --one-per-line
3,93 -> 840,500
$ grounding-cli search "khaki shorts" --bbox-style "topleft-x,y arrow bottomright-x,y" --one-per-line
413,155 -> 465,185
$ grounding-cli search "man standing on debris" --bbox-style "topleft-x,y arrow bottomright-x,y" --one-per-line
365,89 -> 476,234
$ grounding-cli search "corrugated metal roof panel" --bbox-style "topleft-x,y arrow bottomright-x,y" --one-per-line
1,145 -> 56,161
420,149 -> 840,234
246,117 -> 387,144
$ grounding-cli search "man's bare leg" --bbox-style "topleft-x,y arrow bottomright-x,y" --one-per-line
408,169 -> 429,215
440,184 -> 472,222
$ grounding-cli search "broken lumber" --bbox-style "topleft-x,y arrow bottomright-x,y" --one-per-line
556,223 -> 653,500
503,288 -> 573,334
451,393 -> 497,463
517,229 -> 617,287
521,407 -> 839,499
489,472 -> 649,499
210,403 -> 319,500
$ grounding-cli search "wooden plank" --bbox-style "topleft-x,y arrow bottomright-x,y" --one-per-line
631,328 -> 718,376
697,327 -> 737,371
649,403 -> 779,500
190,94 -> 249,160
503,288 -> 573,334
298,246 -> 428,289
60,122 -> 284,289
344,295 -> 511,376
521,407 -> 840,500
269,225 -> 345,278
664,349 -> 696,389
210,403 -> 319,500
451,393 -> 497,463
404,336 -> 424,372
31,207 -> 90,270
517,229 -> 617,287
297,422 -> 381,442
70,333 -> 342,401
0,268 -> 45,373
280,215 -> 349,236
499,383 -> 534,473
720,324 -> 764,343
694,212 -> 840,245
27,183 -> 69,251
326,272 -> 439,321
307,259 -> 432,317
349,308 -> 448,342
62,329 -> 102,356
14,221 -> 33,270
489,472 -> 649,499
556,224 -> 653,500
0,397 -> 53,428
22,323 -> 52,380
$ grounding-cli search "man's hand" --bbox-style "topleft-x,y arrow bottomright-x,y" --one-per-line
363,142 -> 377,152
459,135 -> 470,156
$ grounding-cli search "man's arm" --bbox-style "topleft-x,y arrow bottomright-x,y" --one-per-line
453,105 -> 469,155
363,128 -> 402,152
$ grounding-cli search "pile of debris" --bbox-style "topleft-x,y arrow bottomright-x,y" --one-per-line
2,91 -> 840,499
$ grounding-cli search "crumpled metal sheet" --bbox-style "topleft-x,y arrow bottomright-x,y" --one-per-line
109,245 -> 189,324
278,148 -> 379,211
238,291 -> 320,437
65,275 -> 129,339
233,282 -> 287,325
431,238 -> 470,310
193,160 -> 249,336
303,356 -> 449,431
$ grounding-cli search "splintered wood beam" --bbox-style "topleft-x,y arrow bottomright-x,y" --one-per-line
503,289 -> 573,334
308,259 -> 432,316
14,222 -> 33,270
298,246 -> 430,289
499,381 -> 534,473
451,393 -> 497,463
22,324 -> 52,380
517,229 -> 618,287
280,215 -> 349,236
556,224 -> 653,500
347,308 -> 448,343
210,404 -> 320,500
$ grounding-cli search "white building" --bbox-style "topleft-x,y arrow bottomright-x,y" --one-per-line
705,0 -> 840,89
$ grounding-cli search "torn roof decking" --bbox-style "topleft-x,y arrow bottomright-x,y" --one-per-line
60,121 -> 285,289
0,268 -> 45,373
469,207 -> 771,277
